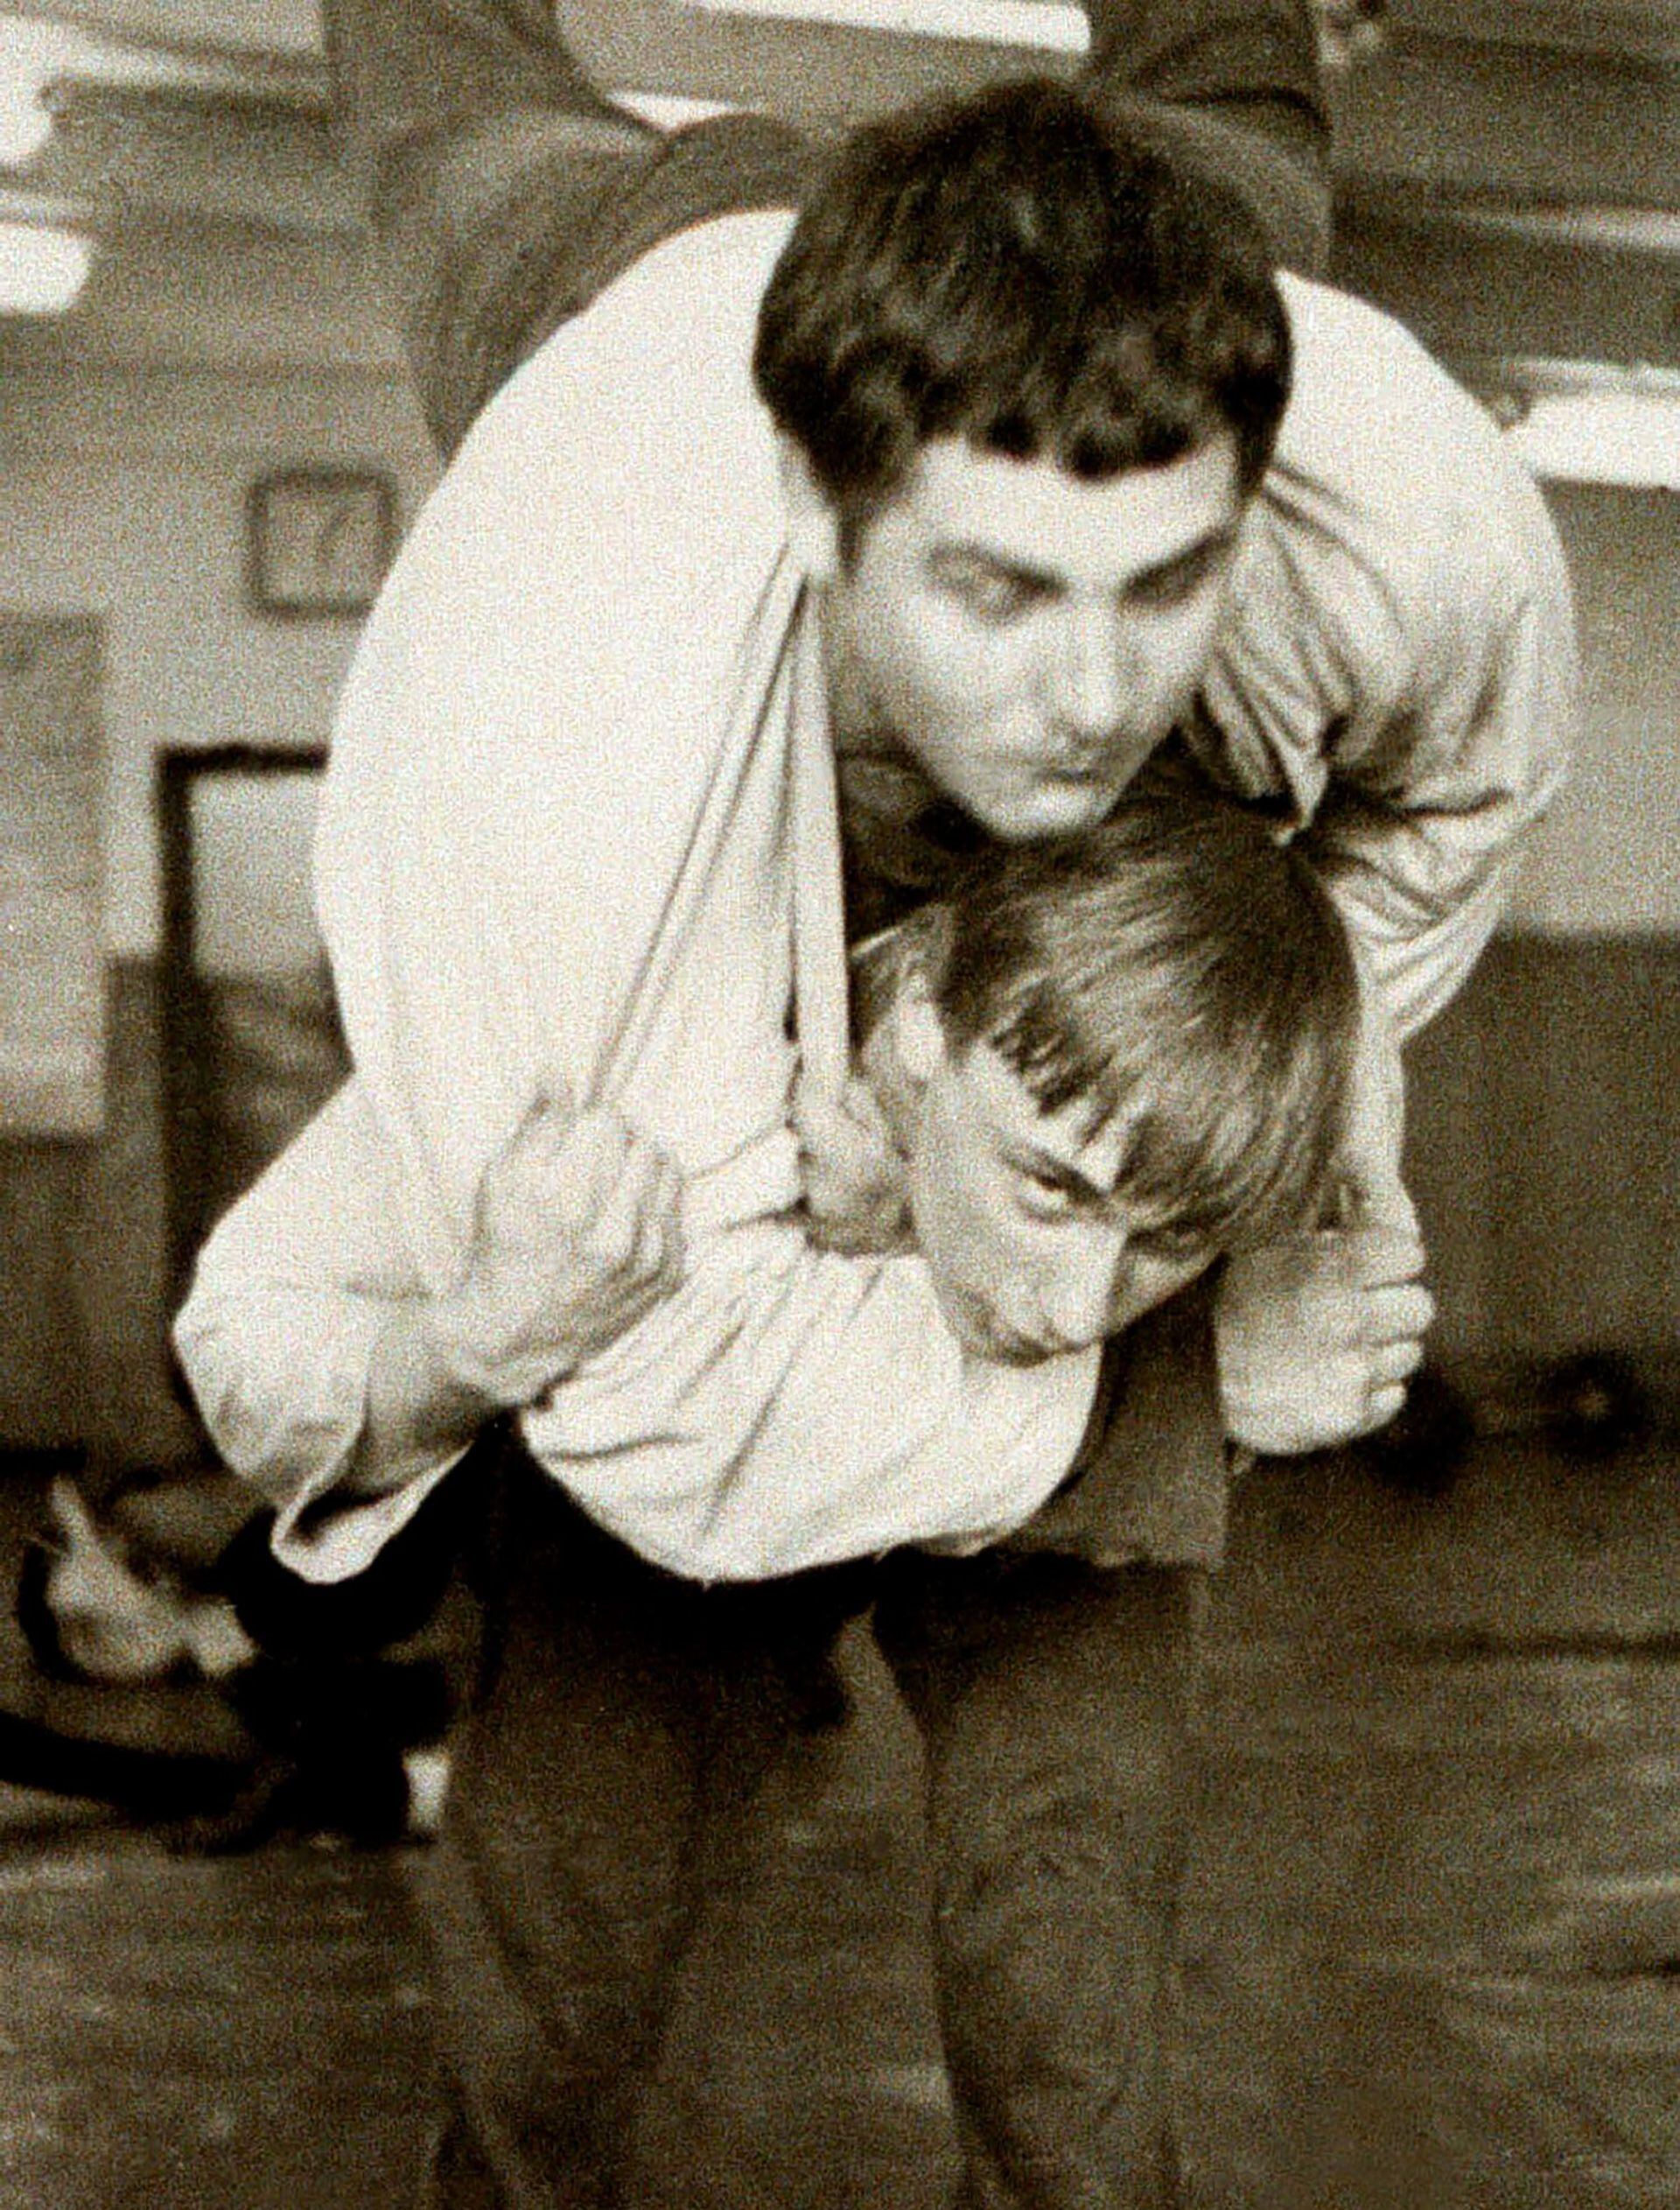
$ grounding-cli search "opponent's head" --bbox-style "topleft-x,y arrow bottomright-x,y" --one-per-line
754,79 -> 1291,840
856,765 -> 1359,1362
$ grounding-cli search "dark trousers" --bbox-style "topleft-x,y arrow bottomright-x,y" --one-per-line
419,1449 -> 1200,2208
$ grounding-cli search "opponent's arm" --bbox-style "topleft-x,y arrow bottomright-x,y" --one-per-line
1191,269 -> 1577,1449
328,0 -> 1331,457
1209,481 -> 1574,1451
1301,578 -> 1575,1042
1212,970 -> 1435,1455
346,1092 -> 686,1498
1210,584 -> 1572,1456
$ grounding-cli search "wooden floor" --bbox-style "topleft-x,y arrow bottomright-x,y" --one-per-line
1,1438 -> 1678,2208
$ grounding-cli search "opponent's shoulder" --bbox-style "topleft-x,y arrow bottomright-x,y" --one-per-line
402,210 -> 795,600
339,208 -> 799,747
492,209 -> 797,460
1271,272 -> 1566,608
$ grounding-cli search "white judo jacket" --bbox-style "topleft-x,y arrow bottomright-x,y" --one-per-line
179,217 -> 1101,1585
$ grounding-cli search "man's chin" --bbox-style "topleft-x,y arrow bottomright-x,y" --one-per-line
981,782 -> 1129,845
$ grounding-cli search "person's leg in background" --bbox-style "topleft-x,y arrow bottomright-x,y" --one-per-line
1082,0 -> 1333,275
873,1549 -> 1204,2210
416,1444 -> 868,2207
326,0 -> 1331,464
323,0 -> 809,458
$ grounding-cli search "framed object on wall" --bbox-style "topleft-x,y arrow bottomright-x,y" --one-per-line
158,746 -> 349,1298
247,467 -> 397,618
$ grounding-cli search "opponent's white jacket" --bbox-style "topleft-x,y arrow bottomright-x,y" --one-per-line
175,209 -> 1576,1583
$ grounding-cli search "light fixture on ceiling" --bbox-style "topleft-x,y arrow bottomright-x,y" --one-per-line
0,18 -> 88,167
682,0 -> 1387,61
681,0 -> 1086,52
0,219 -> 92,312
619,89 -> 742,128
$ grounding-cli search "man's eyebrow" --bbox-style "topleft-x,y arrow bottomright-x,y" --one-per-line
1004,1140 -> 1116,1206
934,523 -> 1239,600
1127,523 -> 1241,592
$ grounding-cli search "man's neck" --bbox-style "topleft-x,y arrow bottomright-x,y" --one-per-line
808,584 -> 987,942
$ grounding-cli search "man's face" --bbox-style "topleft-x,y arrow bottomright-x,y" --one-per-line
899,1028 -> 1217,1365
822,433 -> 1245,842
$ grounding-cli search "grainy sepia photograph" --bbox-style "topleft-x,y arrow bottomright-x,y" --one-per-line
0,4 -> 1675,2205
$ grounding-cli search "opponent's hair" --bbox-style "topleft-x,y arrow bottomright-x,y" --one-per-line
863,761 -> 1360,1251
753,77 -> 1291,543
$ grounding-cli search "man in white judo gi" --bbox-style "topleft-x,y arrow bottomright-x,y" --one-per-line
173,2 -> 1576,2199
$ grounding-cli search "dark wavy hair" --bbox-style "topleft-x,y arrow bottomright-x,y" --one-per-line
858,761 -> 1360,1252
753,77 -> 1291,543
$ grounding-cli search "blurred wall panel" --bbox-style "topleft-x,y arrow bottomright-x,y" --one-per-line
0,615 -> 103,1135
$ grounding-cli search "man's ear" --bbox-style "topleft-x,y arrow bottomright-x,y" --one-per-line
777,438 -> 843,582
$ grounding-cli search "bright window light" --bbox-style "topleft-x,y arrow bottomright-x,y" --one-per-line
682,0 -> 1088,51
0,19 -> 88,167
683,0 -> 1371,56
0,220 -> 92,312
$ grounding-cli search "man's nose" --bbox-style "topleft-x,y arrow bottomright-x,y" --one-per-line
1046,600 -> 1127,742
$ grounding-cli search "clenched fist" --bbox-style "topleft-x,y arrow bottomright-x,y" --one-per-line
793,1071 -> 910,1255
1214,1224 -> 1435,1456
430,1089 -> 686,1407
